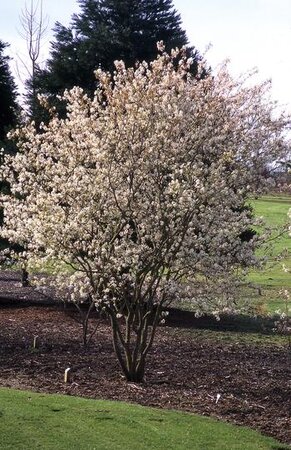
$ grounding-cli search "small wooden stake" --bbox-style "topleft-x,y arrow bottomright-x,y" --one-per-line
64,367 -> 71,383
33,336 -> 38,349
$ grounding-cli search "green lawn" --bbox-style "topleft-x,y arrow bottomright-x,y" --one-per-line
0,388 -> 288,450
249,195 -> 291,313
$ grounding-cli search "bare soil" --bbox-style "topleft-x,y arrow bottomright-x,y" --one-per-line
0,271 -> 290,445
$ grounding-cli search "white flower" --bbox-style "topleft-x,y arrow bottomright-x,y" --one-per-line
0,45 -> 289,318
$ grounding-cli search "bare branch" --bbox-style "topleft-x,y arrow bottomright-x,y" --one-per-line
17,0 -> 49,115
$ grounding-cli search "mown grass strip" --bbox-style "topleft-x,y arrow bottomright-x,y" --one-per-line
249,195 -> 291,312
0,388 -> 288,449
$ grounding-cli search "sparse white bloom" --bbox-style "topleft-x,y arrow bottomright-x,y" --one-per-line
156,41 -> 165,52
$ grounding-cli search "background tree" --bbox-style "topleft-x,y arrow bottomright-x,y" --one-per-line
17,0 -> 48,120
0,41 -> 18,147
0,40 -> 19,266
2,47 -> 289,382
33,0 -> 204,103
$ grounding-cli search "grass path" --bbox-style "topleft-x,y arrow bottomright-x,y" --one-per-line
249,195 -> 291,313
0,388 -> 289,450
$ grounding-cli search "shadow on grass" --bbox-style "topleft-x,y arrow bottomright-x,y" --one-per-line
166,307 -> 277,334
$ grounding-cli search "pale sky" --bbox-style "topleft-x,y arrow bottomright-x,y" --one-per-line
1,0 -> 291,112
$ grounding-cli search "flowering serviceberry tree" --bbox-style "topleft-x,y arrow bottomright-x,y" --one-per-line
1,44 -> 290,382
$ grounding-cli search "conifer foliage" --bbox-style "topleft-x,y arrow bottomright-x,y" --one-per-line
34,0 -> 202,99
0,41 -> 18,144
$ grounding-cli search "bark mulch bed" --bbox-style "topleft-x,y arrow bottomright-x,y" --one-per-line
0,271 -> 290,445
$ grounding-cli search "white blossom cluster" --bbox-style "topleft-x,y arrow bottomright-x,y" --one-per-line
1,46 -> 290,316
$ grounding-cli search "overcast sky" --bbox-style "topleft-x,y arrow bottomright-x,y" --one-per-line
1,0 -> 291,111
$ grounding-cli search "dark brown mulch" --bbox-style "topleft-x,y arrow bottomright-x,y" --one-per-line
0,270 -> 58,306
0,271 -> 290,445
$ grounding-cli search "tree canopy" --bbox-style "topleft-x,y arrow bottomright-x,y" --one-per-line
1,47 -> 289,381
33,0 -> 203,102
0,41 -> 18,145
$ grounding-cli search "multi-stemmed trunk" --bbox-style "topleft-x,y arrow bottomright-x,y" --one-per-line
74,296 -> 98,347
108,302 -> 162,383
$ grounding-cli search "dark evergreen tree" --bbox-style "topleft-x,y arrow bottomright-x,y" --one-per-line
33,0 -> 204,105
0,41 -> 18,145
0,41 -> 20,262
